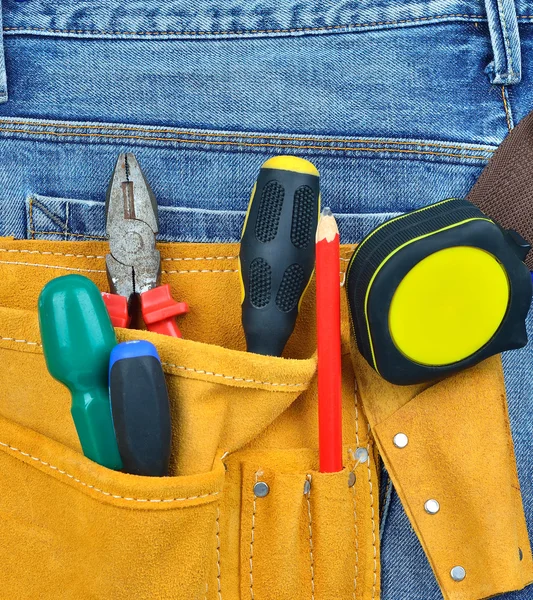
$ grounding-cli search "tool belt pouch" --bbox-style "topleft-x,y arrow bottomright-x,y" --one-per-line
0,236 -> 531,600
346,198 -> 532,385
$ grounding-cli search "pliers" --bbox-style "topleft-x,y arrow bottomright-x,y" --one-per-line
102,153 -> 188,337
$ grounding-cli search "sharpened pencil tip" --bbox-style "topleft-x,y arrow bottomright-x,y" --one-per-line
316,208 -> 339,243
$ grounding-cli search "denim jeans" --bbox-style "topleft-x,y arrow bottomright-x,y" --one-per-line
0,0 -> 532,597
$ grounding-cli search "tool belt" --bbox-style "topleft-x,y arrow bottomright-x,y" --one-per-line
0,114 -> 533,600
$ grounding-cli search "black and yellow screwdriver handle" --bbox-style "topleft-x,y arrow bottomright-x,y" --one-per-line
239,156 -> 320,356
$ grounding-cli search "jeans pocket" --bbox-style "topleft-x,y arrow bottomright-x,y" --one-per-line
27,193 -> 245,243
27,193 -> 404,244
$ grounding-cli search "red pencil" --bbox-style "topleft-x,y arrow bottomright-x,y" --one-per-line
316,208 -> 343,473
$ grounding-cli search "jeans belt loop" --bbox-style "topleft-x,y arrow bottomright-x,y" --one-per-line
484,0 -> 522,85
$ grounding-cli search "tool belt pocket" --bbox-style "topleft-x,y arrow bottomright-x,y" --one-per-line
238,449 -> 374,600
0,408 -> 226,597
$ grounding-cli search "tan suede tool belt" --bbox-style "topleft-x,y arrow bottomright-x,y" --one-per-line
0,232 -> 530,600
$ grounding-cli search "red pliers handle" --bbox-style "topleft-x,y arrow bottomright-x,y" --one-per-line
103,286 -> 188,337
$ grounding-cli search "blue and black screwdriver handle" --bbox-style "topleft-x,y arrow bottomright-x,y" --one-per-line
109,340 -> 171,477
239,156 -> 321,356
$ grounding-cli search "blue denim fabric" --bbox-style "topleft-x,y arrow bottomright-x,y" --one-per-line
0,0 -> 532,598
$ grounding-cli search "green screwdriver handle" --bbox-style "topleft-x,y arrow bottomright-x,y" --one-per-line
38,274 -> 123,470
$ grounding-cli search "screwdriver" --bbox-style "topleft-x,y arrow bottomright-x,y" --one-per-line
109,340 -> 172,477
38,274 -> 123,470
239,156 -> 320,356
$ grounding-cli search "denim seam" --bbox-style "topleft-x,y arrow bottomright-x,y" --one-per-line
0,127 -> 492,161
28,196 -> 34,239
379,476 -> 392,522
1,14 -> 487,38
28,196 -> 69,237
29,230 -> 106,240
501,85 -> 514,131
0,118 -> 497,153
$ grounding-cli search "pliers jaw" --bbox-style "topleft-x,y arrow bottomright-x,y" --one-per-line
105,153 -> 161,305
103,152 -> 188,336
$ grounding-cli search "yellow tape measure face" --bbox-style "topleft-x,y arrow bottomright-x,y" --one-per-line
389,246 -> 510,366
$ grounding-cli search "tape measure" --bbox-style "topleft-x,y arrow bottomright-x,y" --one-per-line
346,198 -> 532,385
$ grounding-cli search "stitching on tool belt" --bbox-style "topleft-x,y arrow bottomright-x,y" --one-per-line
1,15 -> 486,38
352,474 -> 359,599
305,474 -> 315,600
0,119 -> 496,154
0,259 -> 239,275
366,425 -> 377,599
0,440 -> 220,503
0,250 -> 236,262
249,472 -> 259,600
0,248 -> 106,259
162,361 -> 305,387
216,506 -> 222,600
0,337 -> 305,388
0,127 -> 491,160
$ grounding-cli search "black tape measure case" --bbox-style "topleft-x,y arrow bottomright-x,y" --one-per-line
346,198 -> 532,385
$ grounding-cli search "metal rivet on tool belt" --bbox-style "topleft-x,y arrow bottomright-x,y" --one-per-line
355,448 -> 369,463
519,548 -> 524,561
393,433 -> 409,448
424,499 -> 440,514
348,472 -> 356,487
303,479 -> 311,495
450,566 -> 466,582
254,482 -> 270,498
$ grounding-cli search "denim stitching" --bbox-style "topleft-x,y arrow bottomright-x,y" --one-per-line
1,15 -> 486,38
30,229 -> 107,240
64,202 -> 69,240
0,119 -> 497,153
0,127 -> 491,160
28,197 -> 34,240
501,85 -> 514,131
29,197 -> 68,232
